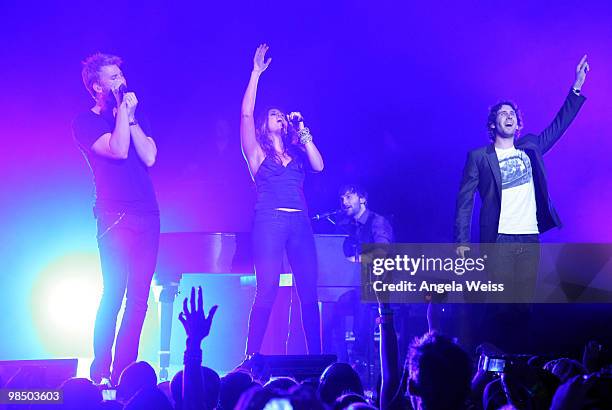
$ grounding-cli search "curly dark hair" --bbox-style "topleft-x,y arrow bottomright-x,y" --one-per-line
81,52 -> 122,99
487,100 -> 523,141
338,184 -> 368,204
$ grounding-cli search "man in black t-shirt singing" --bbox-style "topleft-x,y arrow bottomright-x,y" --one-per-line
72,53 -> 160,385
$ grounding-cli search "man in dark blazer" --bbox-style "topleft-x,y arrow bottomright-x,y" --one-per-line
452,56 -> 589,349
455,55 -> 589,251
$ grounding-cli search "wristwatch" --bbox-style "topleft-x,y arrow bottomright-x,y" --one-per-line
129,119 -> 138,126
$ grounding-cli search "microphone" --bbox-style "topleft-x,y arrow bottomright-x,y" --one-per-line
287,112 -> 304,127
312,209 -> 343,221
117,84 -> 128,99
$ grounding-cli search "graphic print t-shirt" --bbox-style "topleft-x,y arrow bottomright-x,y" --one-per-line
495,146 -> 539,234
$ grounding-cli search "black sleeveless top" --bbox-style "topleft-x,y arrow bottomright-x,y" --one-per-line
254,152 -> 308,211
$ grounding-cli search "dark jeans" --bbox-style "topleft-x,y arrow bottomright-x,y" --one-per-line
488,233 -> 541,303
91,211 -> 160,383
482,233 -> 540,352
247,209 -> 321,355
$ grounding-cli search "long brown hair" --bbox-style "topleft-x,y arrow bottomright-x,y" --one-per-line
256,108 -> 301,164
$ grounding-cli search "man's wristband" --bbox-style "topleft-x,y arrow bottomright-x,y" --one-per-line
129,119 -> 138,126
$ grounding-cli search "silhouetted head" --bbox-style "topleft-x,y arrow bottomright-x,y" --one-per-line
234,384 -> 283,410
171,366 -> 220,410
318,362 -> 364,405
406,332 -> 472,410
288,385 -> 327,410
60,377 -> 103,410
264,376 -> 299,392
219,370 -> 257,410
117,361 -> 158,403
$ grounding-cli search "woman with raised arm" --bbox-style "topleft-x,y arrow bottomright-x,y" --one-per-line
240,44 -> 324,358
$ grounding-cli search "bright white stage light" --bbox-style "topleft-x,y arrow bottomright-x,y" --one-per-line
31,252 -> 103,357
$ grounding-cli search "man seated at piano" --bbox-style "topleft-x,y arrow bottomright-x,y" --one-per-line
338,184 -> 394,262
328,184 -> 395,364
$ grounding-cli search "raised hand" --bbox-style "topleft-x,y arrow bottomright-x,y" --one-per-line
573,54 -> 589,91
178,286 -> 218,346
253,43 -> 272,74
287,112 -> 304,123
286,111 -> 303,132
122,92 -> 138,121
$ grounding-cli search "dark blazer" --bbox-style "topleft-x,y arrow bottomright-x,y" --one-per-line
454,90 -> 586,244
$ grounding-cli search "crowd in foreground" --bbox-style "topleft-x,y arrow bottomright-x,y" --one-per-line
2,287 -> 611,410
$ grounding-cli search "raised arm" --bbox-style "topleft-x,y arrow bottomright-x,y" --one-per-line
178,286 -> 218,410
240,44 -> 270,177
124,92 -> 157,167
537,55 -> 588,154
91,92 -> 132,160
302,138 -> 324,172
378,304 -> 402,410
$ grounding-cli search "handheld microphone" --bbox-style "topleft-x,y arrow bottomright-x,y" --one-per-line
117,84 -> 128,99
312,209 -> 342,221
287,112 -> 303,126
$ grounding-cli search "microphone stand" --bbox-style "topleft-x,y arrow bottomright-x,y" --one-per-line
325,215 -> 337,225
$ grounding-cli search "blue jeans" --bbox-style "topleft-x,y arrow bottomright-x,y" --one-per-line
246,209 -> 321,355
91,211 -> 160,383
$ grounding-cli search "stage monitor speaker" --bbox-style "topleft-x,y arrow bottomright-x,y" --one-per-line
0,359 -> 78,389
248,354 -> 337,382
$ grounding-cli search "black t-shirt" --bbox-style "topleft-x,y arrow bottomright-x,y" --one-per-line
72,109 -> 159,215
